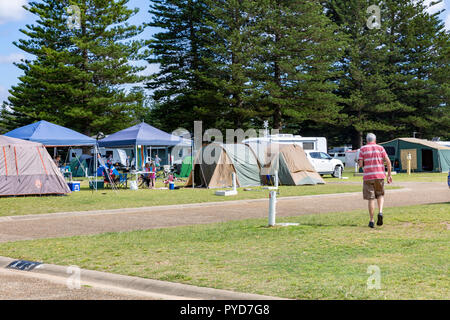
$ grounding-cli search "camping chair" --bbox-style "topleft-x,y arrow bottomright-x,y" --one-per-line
156,165 -> 171,180
117,173 -> 128,189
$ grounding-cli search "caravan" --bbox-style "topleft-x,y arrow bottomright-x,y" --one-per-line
243,134 -> 327,153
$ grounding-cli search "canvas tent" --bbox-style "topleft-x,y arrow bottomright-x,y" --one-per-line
0,136 -> 71,196
69,155 -> 95,177
379,138 -> 450,172
186,143 -> 261,188
176,156 -> 193,178
249,143 -> 325,185
4,120 -> 96,146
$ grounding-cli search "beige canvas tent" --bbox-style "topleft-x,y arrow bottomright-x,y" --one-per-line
0,135 -> 70,196
186,143 -> 261,188
249,143 -> 325,185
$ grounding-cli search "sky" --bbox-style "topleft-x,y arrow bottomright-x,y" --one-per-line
0,0 -> 449,105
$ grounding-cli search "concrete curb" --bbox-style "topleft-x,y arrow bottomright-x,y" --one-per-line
0,256 -> 283,300
0,187 -> 409,222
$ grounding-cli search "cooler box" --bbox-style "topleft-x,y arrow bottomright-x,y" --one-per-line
68,181 -> 81,192
89,180 -> 104,189
169,182 -> 175,190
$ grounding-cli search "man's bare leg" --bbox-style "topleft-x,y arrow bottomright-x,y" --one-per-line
377,195 -> 384,214
368,199 -> 375,222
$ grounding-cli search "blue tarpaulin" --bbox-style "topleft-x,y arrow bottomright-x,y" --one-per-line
4,120 -> 96,146
98,122 -> 191,147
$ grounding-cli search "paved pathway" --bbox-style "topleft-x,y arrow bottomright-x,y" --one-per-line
0,182 -> 448,243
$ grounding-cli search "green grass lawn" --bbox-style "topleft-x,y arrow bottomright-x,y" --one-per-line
0,178 -> 373,217
1,203 -> 448,299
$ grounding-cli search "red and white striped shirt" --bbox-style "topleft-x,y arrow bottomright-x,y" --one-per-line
358,142 -> 388,181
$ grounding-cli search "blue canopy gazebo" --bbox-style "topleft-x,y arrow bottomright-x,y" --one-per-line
4,120 -> 96,146
98,122 -> 191,169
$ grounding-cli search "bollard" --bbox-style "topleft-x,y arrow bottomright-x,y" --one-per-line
268,190 -> 277,226
274,170 -> 279,189
407,153 -> 412,175
232,172 -> 237,192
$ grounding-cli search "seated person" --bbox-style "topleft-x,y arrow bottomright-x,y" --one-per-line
103,163 -> 119,185
54,155 -> 61,168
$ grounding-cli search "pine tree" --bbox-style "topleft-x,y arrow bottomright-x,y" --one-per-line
192,0 -> 261,129
146,0 -> 215,133
251,0 -> 345,131
2,0 -> 146,135
324,0 -> 449,148
389,0 -> 450,140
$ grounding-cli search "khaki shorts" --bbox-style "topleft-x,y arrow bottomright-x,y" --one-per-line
363,179 -> 385,200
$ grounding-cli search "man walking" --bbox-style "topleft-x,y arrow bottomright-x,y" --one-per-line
358,133 -> 392,228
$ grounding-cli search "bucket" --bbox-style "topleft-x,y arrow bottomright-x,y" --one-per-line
130,180 -> 138,190
169,182 -> 175,190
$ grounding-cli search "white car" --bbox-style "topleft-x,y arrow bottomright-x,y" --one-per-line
305,151 -> 344,177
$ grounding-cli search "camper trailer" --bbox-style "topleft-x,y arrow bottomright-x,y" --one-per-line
243,134 -> 327,153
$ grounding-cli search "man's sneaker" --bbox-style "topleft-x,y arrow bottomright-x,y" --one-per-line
377,213 -> 383,226
368,221 -> 375,228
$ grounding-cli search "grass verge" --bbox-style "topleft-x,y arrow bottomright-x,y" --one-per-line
0,203 -> 448,299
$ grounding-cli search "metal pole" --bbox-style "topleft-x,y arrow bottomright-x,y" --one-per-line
268,190 -> 277,226
232,172 -> 236,192
274,170 -> 279,189
407,153 -> 411,175
191,139 -> 194,189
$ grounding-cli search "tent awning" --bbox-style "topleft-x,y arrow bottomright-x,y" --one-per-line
4,120 -> 96,146
98,122 -> 192,148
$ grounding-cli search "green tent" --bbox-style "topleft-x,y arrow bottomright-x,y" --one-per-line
69,155 -> 95,177
379,138 -> 450,173
176,156 -> 192,178
186,143 -> 261,188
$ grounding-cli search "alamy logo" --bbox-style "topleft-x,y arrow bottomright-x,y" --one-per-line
66,5 -> 81,30
367,5 -> 381,29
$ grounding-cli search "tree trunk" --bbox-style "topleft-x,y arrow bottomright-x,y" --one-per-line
352,129 -> 363,149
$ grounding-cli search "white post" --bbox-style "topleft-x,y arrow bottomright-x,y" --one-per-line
268,190 -> 277,226
274,170 -> 279,189
407,153 -> 412,175
232,172 -> 237,192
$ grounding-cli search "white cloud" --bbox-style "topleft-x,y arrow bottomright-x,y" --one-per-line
0,52 -> 25,64
0,0 -> 28,24
422,0 -> 446,14
446,12 -> 450,30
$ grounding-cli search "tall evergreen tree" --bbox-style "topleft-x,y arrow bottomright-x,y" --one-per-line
1,0 -> 146,135
251,0 -> 345,131
193,0 -> 261,129
389,0 -> 450,140
146,0 -> 215,133
324,0 -> 449,148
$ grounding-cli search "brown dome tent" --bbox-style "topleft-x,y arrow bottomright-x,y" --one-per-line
186,143 -> 261,188
249,143 -> 325,185
0,135 -> 70,196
